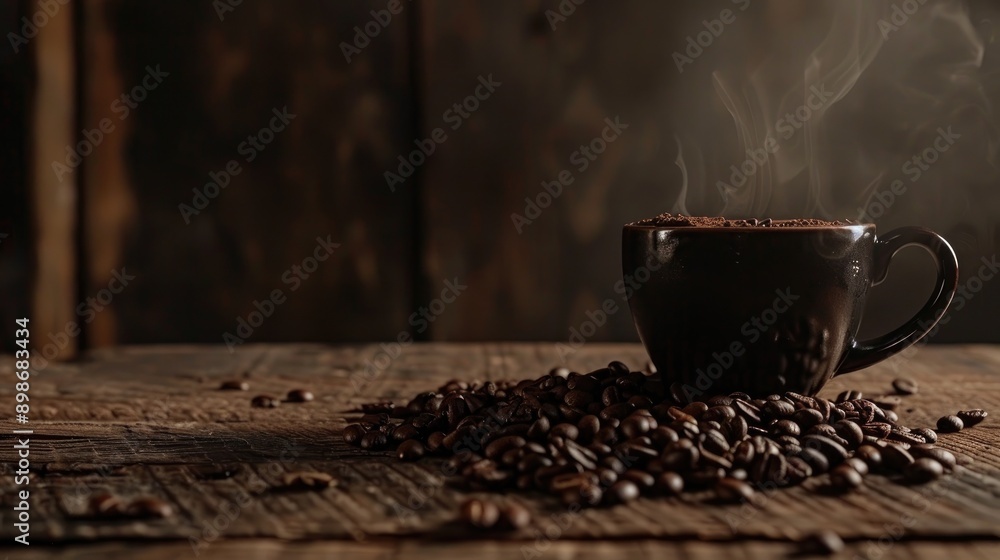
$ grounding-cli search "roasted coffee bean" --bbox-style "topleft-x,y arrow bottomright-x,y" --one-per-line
126,497 -> 173,518
791,408 -> 824,430
762,400 -> 795,420
715,477 -> 755,503
621,415 -> 652,439
656,471 -> 684,495
606,480 -> 639,504
391,424 -> 419,442
498,503 -> 532,530
772,419 -> 801,437
426,431 -> 447,453
485,436 -> 526,459
862,422 -> 892,440
833,420 -> 864,448
702,429 -> 731,455
549,367 -> 571,379
283,471 -> 336,490
796,447 -> 830,474
564,389 -> 595,408
526,416 -> 551,440
786,456 -> 813,483
681,401 -> 709,418
360,430 -> 388,450
854,444 -> 882,468
460,498 -> 500,529
836,390 -> 862,403
622,469 -> 655,489
550,423 -> 580,440
880,443 -> 915,471
600,403 -> 636,421
843,457 -> 869,477
251,395 -> 280,408
89,493 -> 125,517
957,409 -> 988,427
828,464 -> 863,491
576,415 -> 601,441
732,399 -> 762,424
910,446 -> 957,470
801,435 -> 848,466
397,439 -> 425,461
937,415 -> 964,433
287,389 -> 314,403
892,378 -> 918,395
220,380 -> 249,391
800,530 -> 845,555
903,457 -> 944,484
703,405 -> 736,423
912,427 -> 938,444
343,424 -> 366,445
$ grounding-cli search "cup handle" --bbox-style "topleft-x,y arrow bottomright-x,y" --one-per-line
836,227 -> 959,375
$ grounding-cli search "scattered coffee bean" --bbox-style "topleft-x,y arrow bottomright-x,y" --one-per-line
499,503 -> 532,530
909,446 -> 956,470
957,409 -> 988,427
715,477 -> 754,503
89,493 -> 125,517
220,380 -> 249,391
800,530 -> 845,555
397,439 -> 425,461
342,360 -> 974,509
126,497 -> 173,519
912,427 -> 938,444
829,464 -> 863,491
287,389 -> 314,403
936,415 -> 964,433
282,471 -> 336,490
251,395 -> 280,408
606,480 -> 639,504
460,498 -> 501,529
892,378 -> 918,395
904,457 -> 944,483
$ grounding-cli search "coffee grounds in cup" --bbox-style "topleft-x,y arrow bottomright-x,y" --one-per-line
343,362 -> 982,511
631,214 -> 851,228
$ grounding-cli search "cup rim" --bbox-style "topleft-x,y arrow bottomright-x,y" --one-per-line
623,222 -> 874,232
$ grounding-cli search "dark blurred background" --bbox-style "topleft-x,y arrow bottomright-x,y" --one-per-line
2,0 -> 999,360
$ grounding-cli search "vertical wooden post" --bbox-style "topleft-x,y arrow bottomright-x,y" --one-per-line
31,0 -> 77,360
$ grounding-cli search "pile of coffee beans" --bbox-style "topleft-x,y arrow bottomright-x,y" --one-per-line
342,362 -> 986,509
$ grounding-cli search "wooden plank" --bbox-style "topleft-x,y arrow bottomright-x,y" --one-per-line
81,0 -> 416,345
3,538 -> 1000,560
1,343 -> 999,545
30,0 -> 77,360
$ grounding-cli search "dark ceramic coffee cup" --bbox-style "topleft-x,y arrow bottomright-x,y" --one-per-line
622,222 -> 958,399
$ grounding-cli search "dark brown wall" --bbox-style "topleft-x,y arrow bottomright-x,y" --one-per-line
6,0 -> 1000,351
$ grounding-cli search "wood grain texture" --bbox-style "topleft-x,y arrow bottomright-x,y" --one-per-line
4,538 -> 1000,560
0,343 -> 998,549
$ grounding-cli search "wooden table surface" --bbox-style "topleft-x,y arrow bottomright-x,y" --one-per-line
1,343 -> 999,559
